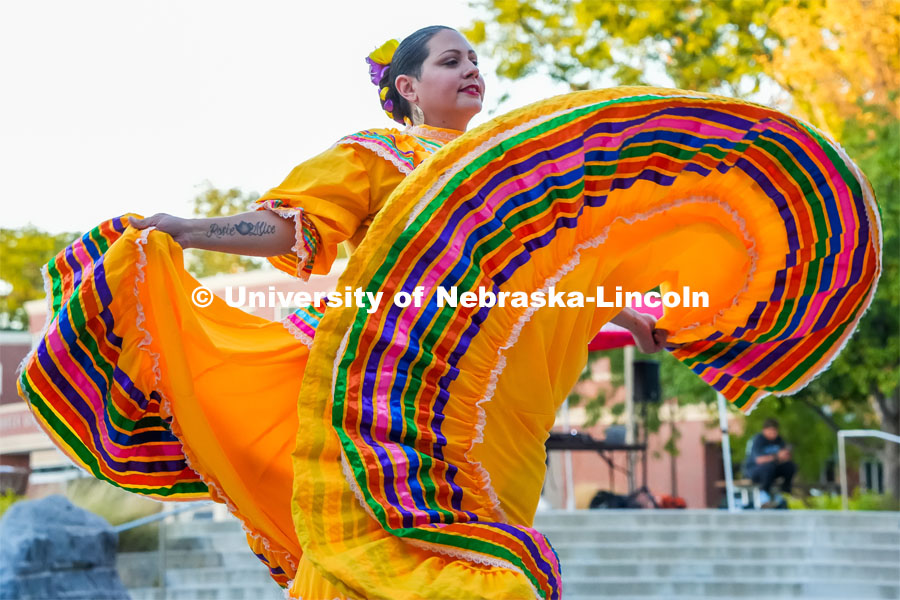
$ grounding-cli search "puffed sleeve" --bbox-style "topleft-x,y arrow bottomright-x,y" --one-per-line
253,143 -> 373,280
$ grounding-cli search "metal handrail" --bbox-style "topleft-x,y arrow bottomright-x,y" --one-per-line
114,501 -> 216,596
114,501 -> 214,532
838,429 -> 900,511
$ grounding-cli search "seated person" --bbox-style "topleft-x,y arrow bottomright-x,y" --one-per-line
744,418 -> 796,499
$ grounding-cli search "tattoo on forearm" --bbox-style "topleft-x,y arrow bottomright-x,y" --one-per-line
206,221 -> 277,239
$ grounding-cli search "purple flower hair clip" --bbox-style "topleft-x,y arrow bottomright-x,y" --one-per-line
366,56 -> 390,87
366,39 -> 400,121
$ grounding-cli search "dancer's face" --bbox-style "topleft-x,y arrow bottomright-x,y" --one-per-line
395,29 -> 485,131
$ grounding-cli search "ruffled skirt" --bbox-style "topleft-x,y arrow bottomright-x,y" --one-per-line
19,87 -> 881,600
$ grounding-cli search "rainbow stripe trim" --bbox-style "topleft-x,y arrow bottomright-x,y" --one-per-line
255,199 -> 321,281
337,129 -> 444,174
282,304 -> 324,348
326,91 -> 880,599
16,217 -> 208,499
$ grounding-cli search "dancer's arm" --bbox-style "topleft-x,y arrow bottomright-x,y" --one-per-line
128,212 -> 297,257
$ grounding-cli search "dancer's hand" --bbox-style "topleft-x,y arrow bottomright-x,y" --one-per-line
129,214 -> 195,249
611,308 -> 668,354
630,312 -> 669,354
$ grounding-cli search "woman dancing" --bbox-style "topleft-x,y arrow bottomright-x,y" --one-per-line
18,24 -> 881,600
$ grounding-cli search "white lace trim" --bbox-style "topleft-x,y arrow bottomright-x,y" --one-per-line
468,249 -> 586,523
466,196 -> 756,518
332,328 -> 351,401
281,316 -> 315,349
404,538 -> 541,600
405,124 -> 462,143
286,582 -> 351,600
256,202 -> 312,281
134,228 -> 298,572
637,196 -> 758,336
340,450 -> 380,522
336,138 -> 412,175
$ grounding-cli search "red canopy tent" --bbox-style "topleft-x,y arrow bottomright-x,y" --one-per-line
587,304 -> 664,351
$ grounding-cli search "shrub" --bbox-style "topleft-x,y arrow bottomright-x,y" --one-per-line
787,489 -> 899,511
0,490 -> 23,517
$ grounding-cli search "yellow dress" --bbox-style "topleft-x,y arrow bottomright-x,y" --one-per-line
18,88 -> 881,600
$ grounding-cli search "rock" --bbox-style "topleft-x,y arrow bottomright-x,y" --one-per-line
0,494 -> 130,599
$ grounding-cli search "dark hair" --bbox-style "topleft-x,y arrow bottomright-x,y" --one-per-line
378,25 -> 454,124
763,418 -> 779,430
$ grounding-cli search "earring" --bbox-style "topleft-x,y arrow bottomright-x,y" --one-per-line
411,103 -> 425,126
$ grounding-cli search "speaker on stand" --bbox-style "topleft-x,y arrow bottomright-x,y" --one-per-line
632,360 -> 661,506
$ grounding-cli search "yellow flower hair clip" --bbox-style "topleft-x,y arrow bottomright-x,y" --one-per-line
366,39 -> 399,87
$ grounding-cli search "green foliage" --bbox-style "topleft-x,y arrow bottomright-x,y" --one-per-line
184,183 -> 266,279
466,0 -> 783,94
0,490 -> 23,517
0,226 -> 81,330
66,477 -> 162,552
787,489 -> 900,511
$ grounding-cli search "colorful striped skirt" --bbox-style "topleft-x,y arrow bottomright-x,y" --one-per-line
19,88 -> 881,600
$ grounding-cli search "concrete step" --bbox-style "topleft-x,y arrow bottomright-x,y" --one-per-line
119,550 -> 224,571
536,524 -> 900,546
563,577 -> 900,599
120,510 -> 900,600
127,583 -> 283,600
118,549 -> 274,591
164,566 -> 275,587
562,559 -> 900,581
552,541 -> 900,562
533,509 -> 900,530
119,548 -> 276,570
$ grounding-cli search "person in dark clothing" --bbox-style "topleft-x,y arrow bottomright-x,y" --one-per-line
744,418 -> 796,497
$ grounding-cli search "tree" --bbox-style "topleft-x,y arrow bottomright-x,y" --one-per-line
0,184 -> 267,331
184,183 -> 266,279
0,227 -> 81,330
765,0 -> 900,134
469,0 -> 900,497
467,0 -> 787,96
467,0 -> 899,131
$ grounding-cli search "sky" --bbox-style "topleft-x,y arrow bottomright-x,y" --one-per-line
1,0 -> 571,235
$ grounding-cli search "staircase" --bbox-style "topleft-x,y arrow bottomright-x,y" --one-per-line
121,509 -> 900,600
535,510 -> 900,600
119,520 -> 282,600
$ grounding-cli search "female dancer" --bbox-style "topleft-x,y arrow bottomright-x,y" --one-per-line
18,24 -> 881,600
